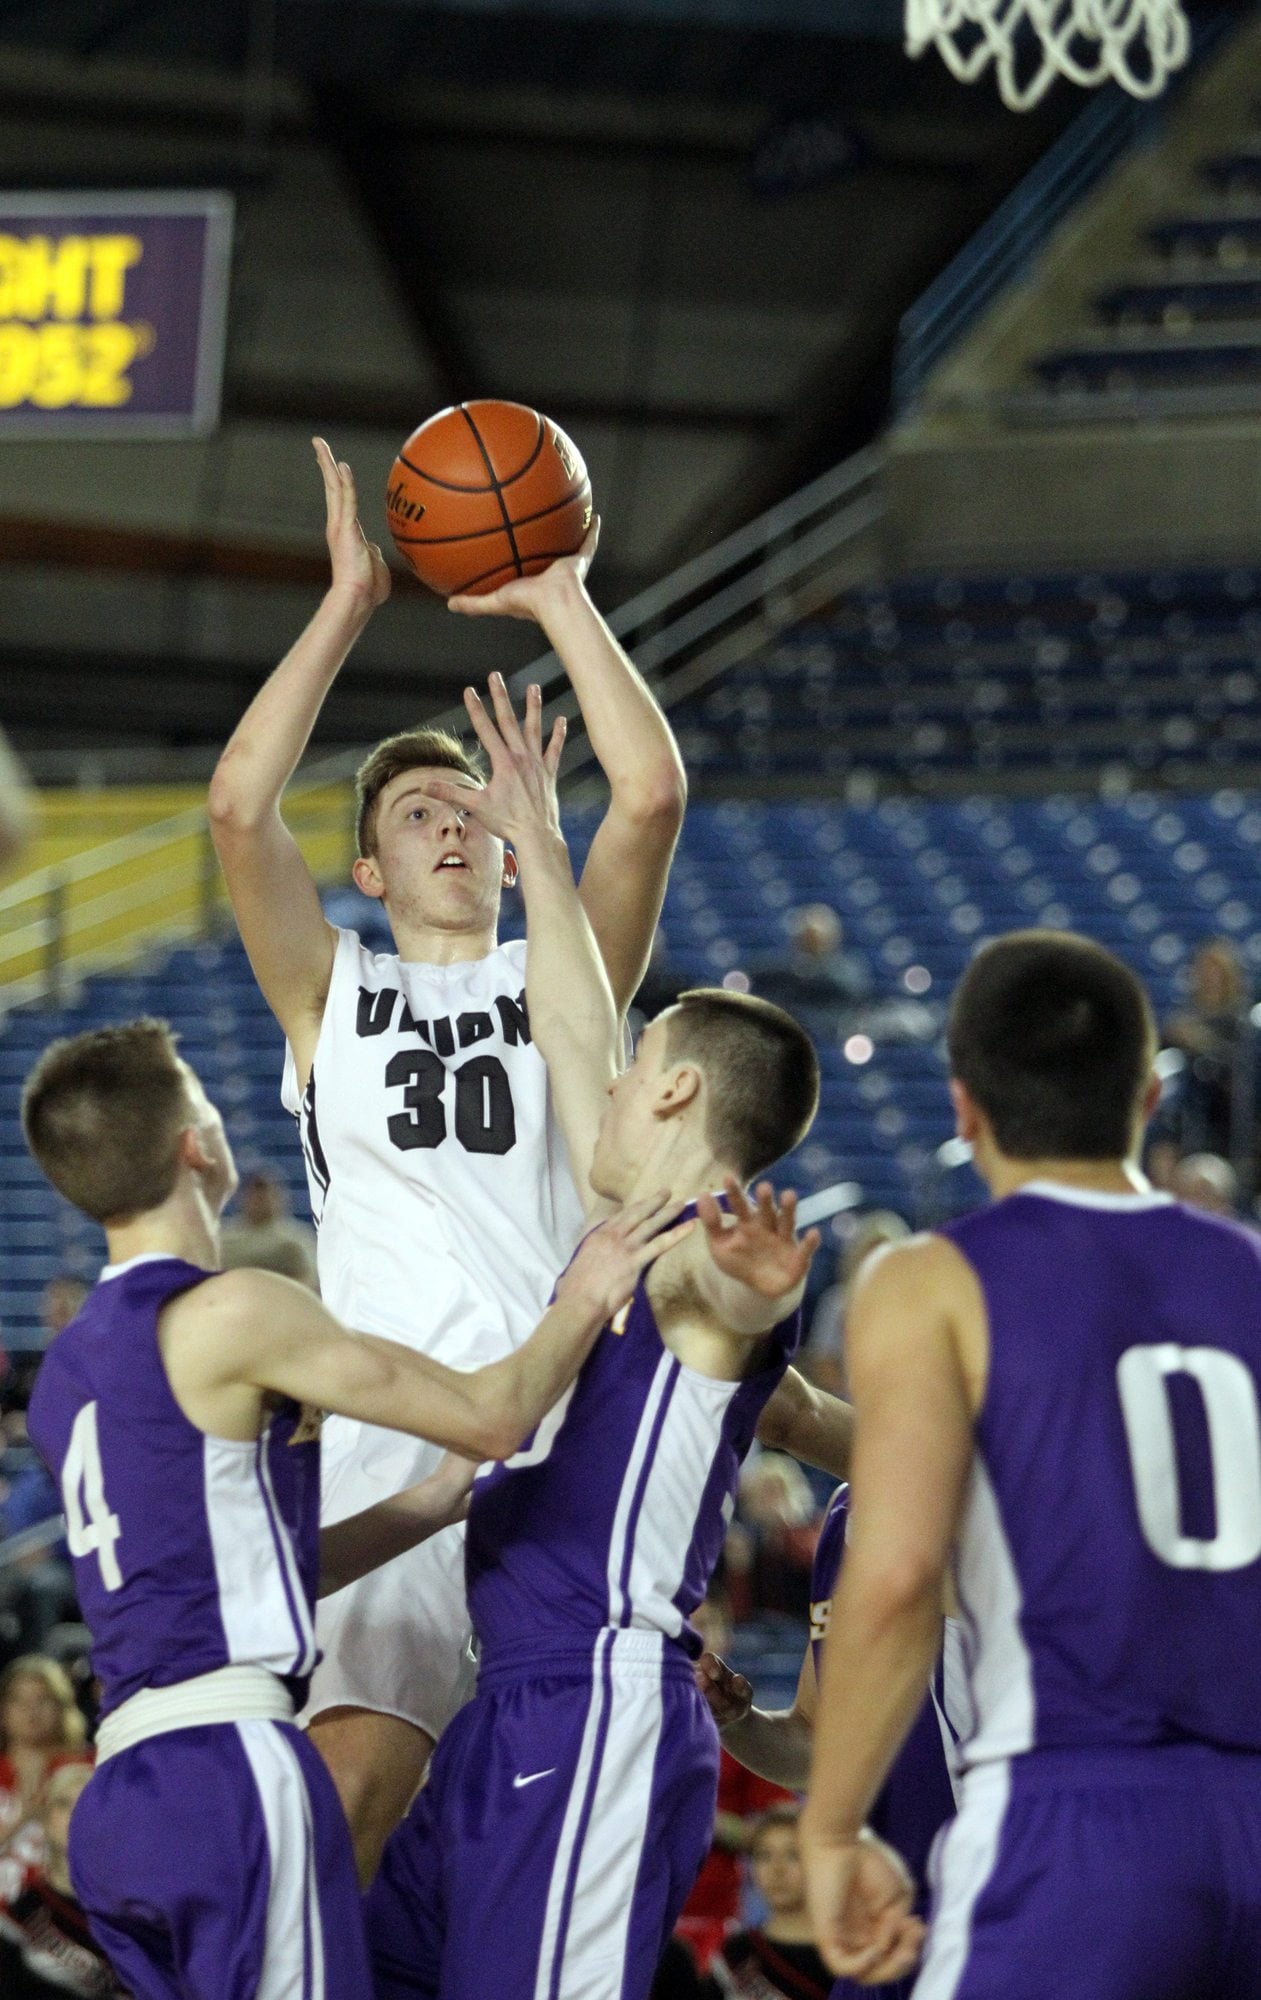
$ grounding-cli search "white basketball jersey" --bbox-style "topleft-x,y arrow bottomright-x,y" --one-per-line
281,929 -> 586,1373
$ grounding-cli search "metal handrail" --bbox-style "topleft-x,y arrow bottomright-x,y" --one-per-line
0,441 -> 883,1009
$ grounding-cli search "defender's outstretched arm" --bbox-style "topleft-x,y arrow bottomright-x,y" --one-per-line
208,441 -> 389,1077
448,525 -> 686,1015
427,674 -> 622,1202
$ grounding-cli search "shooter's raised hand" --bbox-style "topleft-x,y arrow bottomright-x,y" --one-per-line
314,437 -> 391,612
427,673 -> 567,852
447,518 -> 600,623
696,1178 -> 821,1299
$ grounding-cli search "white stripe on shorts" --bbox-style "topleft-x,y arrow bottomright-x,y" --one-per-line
235,1719 -> 326,2000
914,1758 -> 1012,2000
545,1634 -> 666,1996
533,1631 -> 613,2000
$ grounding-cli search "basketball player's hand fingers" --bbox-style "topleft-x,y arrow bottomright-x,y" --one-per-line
721,1174 -> 752,1223
797,1227 -> 822,1271
774,1186 -> 798,1238
636,1219 -> 694,1266
462,686 -> 509,766
695,1189 -> 726,1240
754,1181 -> 778,1234
544,714 -> 567,778
576,514 -> 601,565
616,1188 -> 686,1240
426,776 -> 487,822
487,672 -> 529,756
523,682 -> 545,757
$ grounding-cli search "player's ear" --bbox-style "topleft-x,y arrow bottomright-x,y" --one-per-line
655,1062 -> 701,1119
502,848 -> 519,889
352,853 -> 385,902
949,1078 -> 980,1143
1141,1070 -> 1162,1124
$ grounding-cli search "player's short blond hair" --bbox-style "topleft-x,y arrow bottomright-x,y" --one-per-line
22,1018 -> 191,1225
663,990 -> 820,1178
354,728 -> 485,858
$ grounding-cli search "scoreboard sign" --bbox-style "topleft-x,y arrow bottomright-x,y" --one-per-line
0,191 -> 233,437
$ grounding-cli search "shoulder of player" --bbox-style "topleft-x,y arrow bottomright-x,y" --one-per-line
162,1266 -> 319,1357
848,1229 -> 977,1318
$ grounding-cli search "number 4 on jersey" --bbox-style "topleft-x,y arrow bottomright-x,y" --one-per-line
61,1401 -> 123,1591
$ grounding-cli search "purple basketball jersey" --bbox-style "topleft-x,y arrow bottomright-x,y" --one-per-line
27,1254 -> 320,1716
466,1211 -> 801,1660
940,1182 -> 1261,1765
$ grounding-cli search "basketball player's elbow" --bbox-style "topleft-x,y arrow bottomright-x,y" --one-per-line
208,752 -> 272,838
462,1378 -> 526,1462
618,762 -> 687,831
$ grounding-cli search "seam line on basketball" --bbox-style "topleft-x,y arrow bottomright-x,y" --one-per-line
390,485 -> 586,545
449,550 -> 580,596
395,450 -> 506,496
459,405 -> 523,578
498,412 -> 547,490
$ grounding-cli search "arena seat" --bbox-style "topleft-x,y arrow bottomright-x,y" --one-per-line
4,783 -> 1261,1344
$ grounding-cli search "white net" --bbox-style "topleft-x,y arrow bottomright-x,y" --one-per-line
905,0 -> 1191,111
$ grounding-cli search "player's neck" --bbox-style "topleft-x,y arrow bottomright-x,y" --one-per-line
987,1155 -> 1148,1201
389,914 -> 499,967
105,1185 -> 222,1274
623,1134 -> 731,1210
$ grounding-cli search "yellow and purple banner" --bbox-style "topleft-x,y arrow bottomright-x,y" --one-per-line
0,191 -> 233,436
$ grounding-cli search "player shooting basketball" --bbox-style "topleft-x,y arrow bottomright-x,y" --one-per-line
361,677 -> 871,2000
208,438 -> 688,1878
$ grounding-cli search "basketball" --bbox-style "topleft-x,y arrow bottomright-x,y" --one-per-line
385,399 -> 593,598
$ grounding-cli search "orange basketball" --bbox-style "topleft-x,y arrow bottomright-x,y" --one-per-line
385,400 -> 593,597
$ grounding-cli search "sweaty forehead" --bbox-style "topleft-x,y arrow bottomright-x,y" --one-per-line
382,765 -> 483,808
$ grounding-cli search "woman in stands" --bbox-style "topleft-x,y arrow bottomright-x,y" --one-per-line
0,1658 -> 92,1906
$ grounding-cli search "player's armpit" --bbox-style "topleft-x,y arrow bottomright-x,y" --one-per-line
756,1367 -> 854,1479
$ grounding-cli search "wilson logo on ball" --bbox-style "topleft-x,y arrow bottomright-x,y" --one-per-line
385,399 -> 592,599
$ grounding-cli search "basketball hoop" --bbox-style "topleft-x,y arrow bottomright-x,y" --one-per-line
905,0 -> 1191,111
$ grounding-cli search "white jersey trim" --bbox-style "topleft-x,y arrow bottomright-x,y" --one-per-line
624,1370 -> 738,1642
953,1459 -> 1036,1767
915,1759 -> 1013,2000
99,1252 -> 182,1281
203,1427 -> 316,1681
1017,1178 -> 1172,1212
236,1718 -> 327,2000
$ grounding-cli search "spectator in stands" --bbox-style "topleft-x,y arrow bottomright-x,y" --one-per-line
803,1211 -> 911,1398
0,1659 -> 92,1905
0,1761 -> 123,1996
0,1444 -> 76,1660
2,1282 -> 89,1445
702,1804 -> 833,2000
749,906 -> 871,1026
1173,1151 -> 1241,1218
1143,1134 -> 1182,1194
1163,938 -> 1256,1163
0,727 -> 33,874
726,1453 -> 821,1624
675,1591 -> 794,1974
219,1170 -> 318,1288
651,1936 -> 705,2000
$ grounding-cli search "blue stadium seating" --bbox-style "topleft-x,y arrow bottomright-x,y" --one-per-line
4,785 -> 1261,1347
671,567 -> 1261,786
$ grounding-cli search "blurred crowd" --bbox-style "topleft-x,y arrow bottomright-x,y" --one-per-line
5,918 -> 1261,1995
